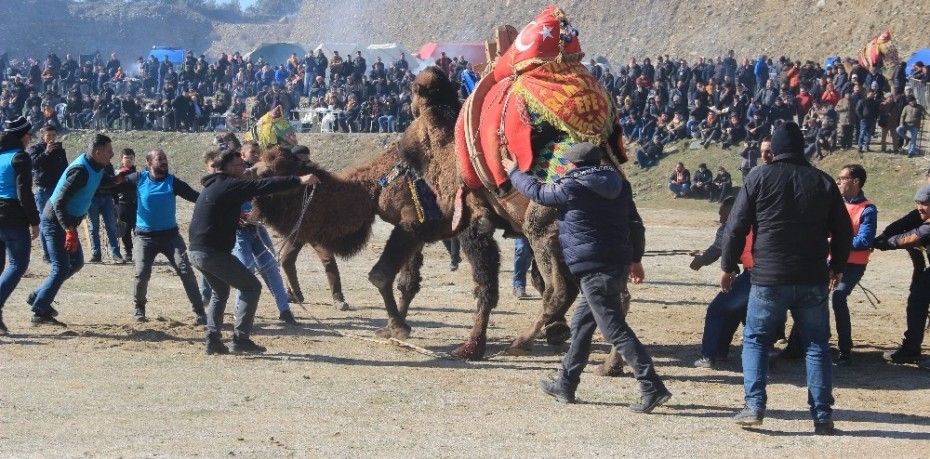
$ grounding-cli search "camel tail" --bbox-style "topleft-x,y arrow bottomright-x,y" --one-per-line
332,223 -> 373,259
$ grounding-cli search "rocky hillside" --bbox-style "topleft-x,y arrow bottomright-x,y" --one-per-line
3,0 -> 927,64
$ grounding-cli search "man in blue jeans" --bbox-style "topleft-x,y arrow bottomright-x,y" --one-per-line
721,122 -> 852,435
512,237 -> 532,298
29,134 -> 126,326
27,125 -> 68,263
504,143 -> 671,414
86,161 -> 124,264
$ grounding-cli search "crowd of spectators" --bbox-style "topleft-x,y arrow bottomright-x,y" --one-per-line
0,49 -> 480,134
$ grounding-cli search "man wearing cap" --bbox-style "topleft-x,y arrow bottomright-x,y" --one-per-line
874,184 -> 930,369
897,96 -> 925,157
502,142 -> 672,414
721,121 -> 852,434
0,117 -> 40,334
28,134 -> 126,326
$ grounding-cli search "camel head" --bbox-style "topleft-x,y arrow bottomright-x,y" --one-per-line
251,144 -> 331,181
410,66 -> 461,120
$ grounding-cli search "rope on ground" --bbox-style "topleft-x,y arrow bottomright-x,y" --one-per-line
292,302 -> 462,362
857,282 -> 880,309
641,249 -> 696,257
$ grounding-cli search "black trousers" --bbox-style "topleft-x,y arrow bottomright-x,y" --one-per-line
560,267 -> 666,395
904,268 -> 930,352
117,203 -> 136,257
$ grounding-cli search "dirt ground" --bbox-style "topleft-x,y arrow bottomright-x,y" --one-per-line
1,206 -> 928,457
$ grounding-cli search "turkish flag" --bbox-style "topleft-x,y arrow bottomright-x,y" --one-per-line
493,5 -> 582,82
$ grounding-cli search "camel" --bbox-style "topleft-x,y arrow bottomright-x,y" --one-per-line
252,66 -> 593,360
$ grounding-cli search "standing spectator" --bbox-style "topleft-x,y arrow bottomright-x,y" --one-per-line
114,149 -> 137,261
753,55 -> 768,90
0,117 -> 39,334
668,162 -> 691,198
435,52 -> 452,77
721,122 -> 851,435
855,87 -> 881,152
835,90 -> 855,149
86,160 -> 124,264
27,125 -> 67,262
897,96 -> 925,157
503,143 -> 671,413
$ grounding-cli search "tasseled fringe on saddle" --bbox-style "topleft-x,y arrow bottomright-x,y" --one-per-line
408,177 -> 443,224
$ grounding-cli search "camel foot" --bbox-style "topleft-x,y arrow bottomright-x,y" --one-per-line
504,337 -> 534,356
595,348 -> 625,377
451,336 -> 487,361
374,322 -> 411,340
287,289 -> 304,304
332,300 -> 351,311
544,321 -> 571,346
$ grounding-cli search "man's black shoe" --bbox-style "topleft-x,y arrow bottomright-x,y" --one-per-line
31,314 -> 67,327
538,377 -> 576,404
693,356 -> 717,369
279,310 -> 298,325
26,292 -> 35,306
134,308 -> 147,323
194,314 -> 207,326
833,352 -> 852,366
629,389 -> 672,414
814,420 -> 836,436
205,333 -> 229,355
0,311 -> 8,335
231,336 -> 267,354
883,347 -> 922,364
89,255 -> 102,263
733,405 -> 764,427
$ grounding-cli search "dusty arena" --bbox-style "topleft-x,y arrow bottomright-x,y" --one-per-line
2,203 -> 928,457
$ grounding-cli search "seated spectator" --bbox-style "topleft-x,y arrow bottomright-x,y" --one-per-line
635,135 -> 663,169
691,163 -> 713,197
668,162 -> 691,198
720,113 -> 747,149
697,112 -> 721,148
660,112 -> 688,144
708,166 -> 733,202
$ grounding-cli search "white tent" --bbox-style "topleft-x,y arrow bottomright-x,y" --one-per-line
311,42 -> 410,67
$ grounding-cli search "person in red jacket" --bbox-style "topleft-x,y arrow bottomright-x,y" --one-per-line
795,86 -> 814,125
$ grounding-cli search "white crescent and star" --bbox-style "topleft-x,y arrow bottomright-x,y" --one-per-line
514,21 -> 537,52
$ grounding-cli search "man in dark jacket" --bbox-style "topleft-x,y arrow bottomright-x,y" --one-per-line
856,88 -> 881,152
874,184 -> 930,368
503,143 -> 671,413
720,122 -> 852,434
27,125 -> 67,262
189,149 -> 318,355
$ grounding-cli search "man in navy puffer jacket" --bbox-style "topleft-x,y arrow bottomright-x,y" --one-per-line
503,142 -> 671,413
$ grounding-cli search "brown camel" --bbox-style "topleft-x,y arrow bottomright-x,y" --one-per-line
253,67 -> 619,360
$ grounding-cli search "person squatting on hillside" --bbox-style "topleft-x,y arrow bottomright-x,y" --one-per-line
874,184 -> 930,370
0,117 -> 40,335
503,142 -> 672,414
29,133 -> 127,327
189,149 -> 318,355
720,122 -> 852,435
122,148 -> 205,324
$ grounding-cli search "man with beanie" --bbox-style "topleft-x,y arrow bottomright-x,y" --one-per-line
721,121 -> 852,435
502,142 -> 671,414
874,184 -> 930,369
189,149 -> 319,355
0,117 -> 40,334
29,134 -> 126,326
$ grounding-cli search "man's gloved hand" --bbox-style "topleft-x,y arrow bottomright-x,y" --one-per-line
873,236 -> 892,251
64,228 -> 79,253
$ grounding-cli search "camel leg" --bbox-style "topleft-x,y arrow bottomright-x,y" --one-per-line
368,227 -> 417,339
529,259 -> 545,297
311,243 -> 349,310
396,245 -> 424,320
451,219 -> 500,361
279,239 -> 305,304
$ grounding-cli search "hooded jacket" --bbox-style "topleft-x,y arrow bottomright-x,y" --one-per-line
188,173 -> 299,253
509,165 -> 632,275
721,152 -> 852,286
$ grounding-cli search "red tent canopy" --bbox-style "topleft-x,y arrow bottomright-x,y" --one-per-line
416,42 -> 487,66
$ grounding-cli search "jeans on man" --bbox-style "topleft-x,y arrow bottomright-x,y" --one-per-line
33,186 -> 53,260
700,270 -> 751,359
858,119 -> 875,150
190,249 -> 262,339
32,217 -> 85,316
896,125 -> 920,156
0,226 -> 32,310
902,268 -> 930,352
87,194 -> 122,259
742,284 -> 833,422
669,182 -> 690,197
559,267 -> 666,395
133,231 -> 205,315
513,237 -> 533,289
832,263 -> 866,355
232,225 -> 290,314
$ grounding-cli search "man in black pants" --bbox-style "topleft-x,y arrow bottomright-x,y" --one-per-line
115,148 -> 137,261
189,149 -> 318,355
503,143 -> 671,413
